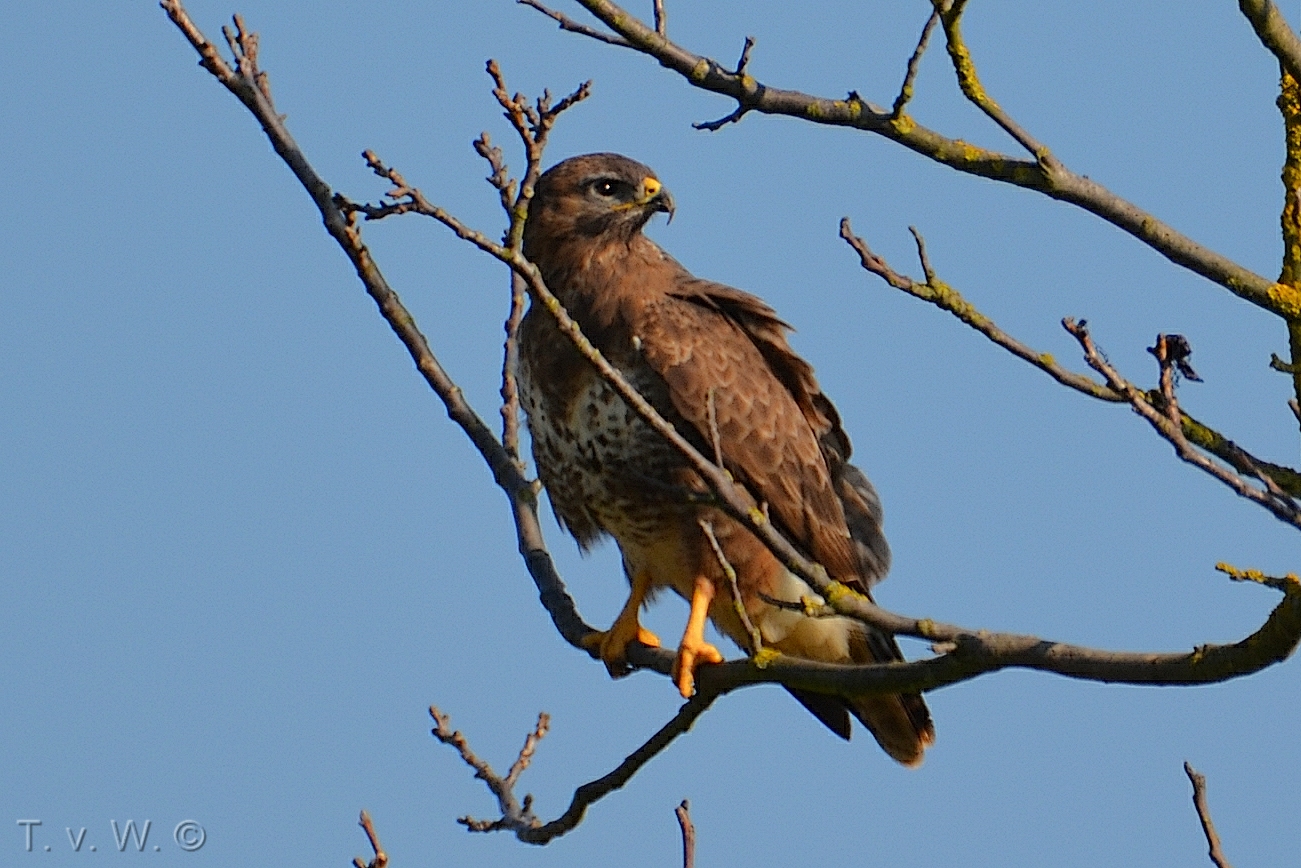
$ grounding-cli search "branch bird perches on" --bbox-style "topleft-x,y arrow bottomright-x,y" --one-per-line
162,0 -> 1301,844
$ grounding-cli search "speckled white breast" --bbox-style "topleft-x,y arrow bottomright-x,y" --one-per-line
518,352 -> 687,548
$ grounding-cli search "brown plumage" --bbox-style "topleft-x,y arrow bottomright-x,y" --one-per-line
517,153 -> 934,765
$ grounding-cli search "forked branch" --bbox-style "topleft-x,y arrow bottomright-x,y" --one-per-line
429,697 -> 718,844
1064,319 -> 1301,528
839,220 -> 1301,499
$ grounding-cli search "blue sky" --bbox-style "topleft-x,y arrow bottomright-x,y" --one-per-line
3,2 -> 1299,866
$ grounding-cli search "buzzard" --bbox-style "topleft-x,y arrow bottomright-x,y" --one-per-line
517,153 -> 934,765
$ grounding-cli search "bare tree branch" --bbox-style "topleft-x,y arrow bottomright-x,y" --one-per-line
429,705 -> 543,834
934,0 -> 1054,162
1064,319 -> 1301,528
1184,762 -> 1236,868
840,219 -> 1301,497
699,518 -> 763,656
693,36 -> 755,131
675,800 -> 695,868
1217,561 -> 1298,592
1277,71 -> 1301,415
500,270 -> 528,464
518,0 -> 1298,319
352,811 -> 388,868
517,0 -> 631,47
429,696 -> 719,845
1239,0 -> 1301,84
891,8 -> 940,119
840,218 -> 1120,401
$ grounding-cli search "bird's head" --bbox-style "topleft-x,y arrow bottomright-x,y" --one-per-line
524,153 -> 675,260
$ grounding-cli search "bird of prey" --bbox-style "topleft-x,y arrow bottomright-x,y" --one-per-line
517,153 -> 934,765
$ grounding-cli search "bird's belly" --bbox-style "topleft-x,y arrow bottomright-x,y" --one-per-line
521,362 -> 688,548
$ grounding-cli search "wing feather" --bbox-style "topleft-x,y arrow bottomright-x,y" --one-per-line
635,274 -> 866,585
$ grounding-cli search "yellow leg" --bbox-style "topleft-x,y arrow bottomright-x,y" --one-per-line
672,576 -> 724,698
581,568 -> 661,677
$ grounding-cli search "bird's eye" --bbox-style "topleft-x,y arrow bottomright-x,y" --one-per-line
590,179 -> 621,198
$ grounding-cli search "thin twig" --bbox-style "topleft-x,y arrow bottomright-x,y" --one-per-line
429,695 -> 721,845
520,691 -> 721,843
474,132 -> 516,217
675,800 -> 695,868
734,35 -> 755,76
1184,762 -> 1235,868
693,36 -> 757,131
891,8 -> 940,119
517,0 -> 631,47
693,104 -> 749,132
505,712 -> 551,789
653,0 -> 666,37
699,519 -> 763,655
704,388 -> 724,468
839,219 -> 1120,402
430,705 -> 542,833
352,811 -> 388,868
1217,561 -> 1298,593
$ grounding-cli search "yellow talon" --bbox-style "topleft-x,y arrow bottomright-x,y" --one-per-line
672,636 -> 723,698
582,620 -> 660,678
583,569 -> 660,677
673,575 -> 724,697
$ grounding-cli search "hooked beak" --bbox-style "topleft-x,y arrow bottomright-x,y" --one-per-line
639,176 -> 675,224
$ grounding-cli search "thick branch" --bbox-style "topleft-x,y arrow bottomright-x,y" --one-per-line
522,0 -> 1295,319
1239,0 -> 1301,84
1278,70 -> 1301,416
705,576 -> 1301,694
